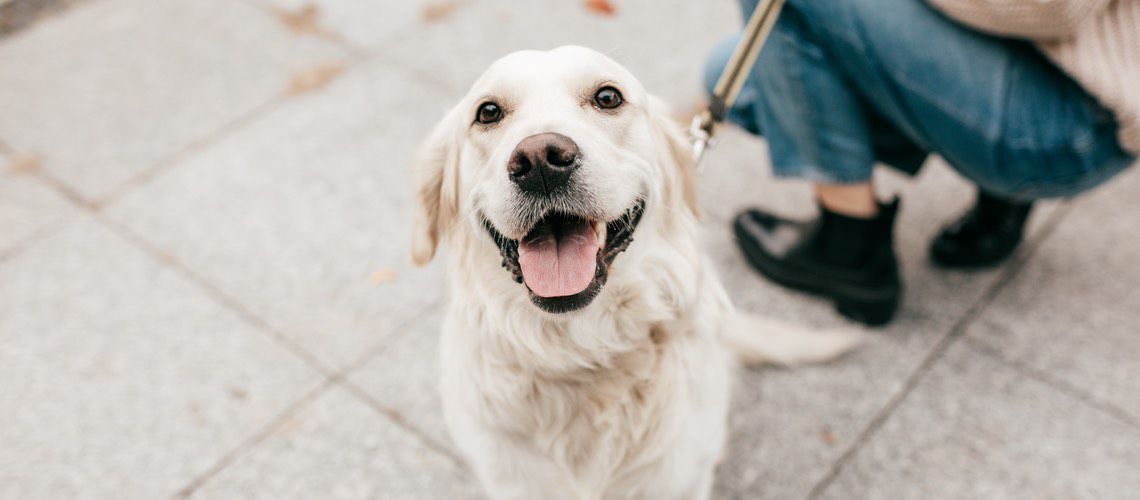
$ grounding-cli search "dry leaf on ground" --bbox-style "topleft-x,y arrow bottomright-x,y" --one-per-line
275,3 -> 323,35
156,251 -> 178,265
371,267 -> 397,285
584,0 -> 617,15
821,428 -> 837,446
422,0 -> 460,22
4,153 -> 40,174
287,62 -> 346,96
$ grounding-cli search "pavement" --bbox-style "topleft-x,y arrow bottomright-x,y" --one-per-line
1,0 -> 1138,498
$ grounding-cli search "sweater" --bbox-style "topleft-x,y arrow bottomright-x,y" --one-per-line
926,0 -> 1139,154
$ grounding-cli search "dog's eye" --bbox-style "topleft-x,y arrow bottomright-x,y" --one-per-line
476,102 -> 503,124
594,87 -> 623,110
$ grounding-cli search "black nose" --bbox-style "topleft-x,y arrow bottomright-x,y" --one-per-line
507,133 -> 580,196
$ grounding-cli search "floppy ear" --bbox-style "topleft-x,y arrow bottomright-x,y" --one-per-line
649,96 -> 701,217
410,106 -> 462,267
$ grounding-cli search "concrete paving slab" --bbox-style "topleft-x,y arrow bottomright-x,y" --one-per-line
0,217 -> 323,499
818,342 -> 1140,500
0,157 -> 74,256
381,0 -> 738,106
253,0 -> 425,50
347,315 -> 452,450
697,126 -> 780,222
189,385 -> 479,500
703,155 -> 1063,499
106,60 -> 452,371
0,0 -> 346,200
964,166 -> 1140,420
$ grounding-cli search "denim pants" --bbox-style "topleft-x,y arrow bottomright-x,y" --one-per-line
704,0 -> 1136,200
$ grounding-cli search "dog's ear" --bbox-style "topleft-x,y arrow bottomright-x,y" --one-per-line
411,106 -> 462,267
648,96 -> 701,217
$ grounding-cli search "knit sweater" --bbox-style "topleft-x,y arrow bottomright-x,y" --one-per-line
926,0 -> 1140,154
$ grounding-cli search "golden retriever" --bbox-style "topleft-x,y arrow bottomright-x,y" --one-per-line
410,45 -> 859,500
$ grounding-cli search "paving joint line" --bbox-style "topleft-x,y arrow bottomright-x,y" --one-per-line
0,211 -> 71,265
93,96 -> 292,208
172,378 -> 337,498
90,1 -> 375,209
336,296 -> 448,376
89,41 -> 423,208
963,339 -> 1140,432
92,214 -> 340,379
236,0 -> 371,58
168,300 -> 454,497
88,183 -> 461,491
33,166 -> 97,209
3,0 -> 371,210
12,22 -> 463,486
359,0 -> 482,79
802,201 -> 1075,500
335,376 -> 470,471
238,0 -> 464,93
0,161 -> 100,265
7,6 -> 456,212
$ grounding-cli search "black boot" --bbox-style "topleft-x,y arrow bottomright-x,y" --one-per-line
733,200 -> 902,326
930,191 -> 1033,269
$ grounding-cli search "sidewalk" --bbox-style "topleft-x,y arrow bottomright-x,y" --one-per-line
1,0 -> 1138,498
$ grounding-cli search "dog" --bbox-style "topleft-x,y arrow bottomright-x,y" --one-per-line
410,46 -> 860,500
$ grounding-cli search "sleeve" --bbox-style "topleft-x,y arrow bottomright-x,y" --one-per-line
924,0 -> 1115,40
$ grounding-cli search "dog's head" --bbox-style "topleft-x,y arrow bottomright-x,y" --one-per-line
411,46 -> 698,314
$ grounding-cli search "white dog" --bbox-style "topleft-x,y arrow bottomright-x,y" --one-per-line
410,46 -> 859,500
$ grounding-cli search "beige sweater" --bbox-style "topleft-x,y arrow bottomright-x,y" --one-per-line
927,0 -> 1140,154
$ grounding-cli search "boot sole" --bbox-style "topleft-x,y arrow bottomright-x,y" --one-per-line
929,240 -> 1023,270
733,221 -> 900,326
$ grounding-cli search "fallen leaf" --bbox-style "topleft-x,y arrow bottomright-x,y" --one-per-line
371,267 -> 397,285
5,153 -> 40,174
821,428 -> 837,446
157,250 -> 178,265
287,62 -> 346,96
275,3 -> 323,35
584,0 -> 616,15
422,0 -> 460,22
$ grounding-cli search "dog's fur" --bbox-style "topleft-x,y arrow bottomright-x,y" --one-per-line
410,46 -> 860,500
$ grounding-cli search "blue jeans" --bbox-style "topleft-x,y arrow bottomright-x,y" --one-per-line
704,0 -> 1136,200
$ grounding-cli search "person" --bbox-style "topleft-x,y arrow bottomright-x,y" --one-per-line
704,0 -> 1138,325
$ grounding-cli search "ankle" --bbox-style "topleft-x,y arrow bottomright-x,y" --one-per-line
815,183 -> 878,218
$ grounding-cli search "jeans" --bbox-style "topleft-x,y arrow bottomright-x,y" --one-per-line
704,0 -> 1136,200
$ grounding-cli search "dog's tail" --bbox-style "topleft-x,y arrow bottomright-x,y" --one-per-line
722,312 -> 865,367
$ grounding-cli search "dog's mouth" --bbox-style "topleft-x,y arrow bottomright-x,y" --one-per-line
484,199 -> 646,314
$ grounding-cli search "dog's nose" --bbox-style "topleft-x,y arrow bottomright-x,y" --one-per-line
507,133 -> 580,196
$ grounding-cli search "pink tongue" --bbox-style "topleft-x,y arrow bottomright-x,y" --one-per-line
517,221 -> 598,298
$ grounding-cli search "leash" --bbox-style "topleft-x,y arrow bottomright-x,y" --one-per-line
691,0 -> 787,169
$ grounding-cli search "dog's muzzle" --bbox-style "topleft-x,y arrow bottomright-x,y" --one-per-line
484,199 -> 645,313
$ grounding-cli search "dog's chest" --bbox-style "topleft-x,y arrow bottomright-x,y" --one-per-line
485,332 -> 681,476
